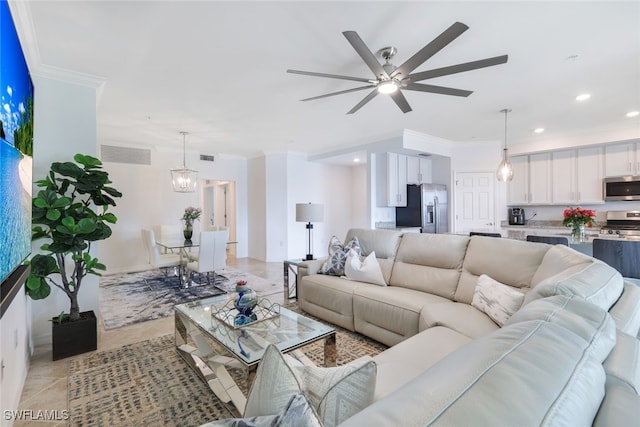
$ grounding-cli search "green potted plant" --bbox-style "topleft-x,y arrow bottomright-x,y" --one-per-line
26,154 -> 122,360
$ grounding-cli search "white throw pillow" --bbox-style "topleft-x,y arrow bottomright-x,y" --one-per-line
471,274 -> 525,326
245,344 -> 376,427
344,251 -> 387,286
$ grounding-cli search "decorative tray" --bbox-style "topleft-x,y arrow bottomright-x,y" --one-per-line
212,297 -> 280,329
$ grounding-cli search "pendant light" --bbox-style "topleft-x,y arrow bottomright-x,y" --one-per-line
496,108 -> 514,182
171,131 -> 199,192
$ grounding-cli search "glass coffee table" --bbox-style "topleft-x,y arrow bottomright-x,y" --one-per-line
174,294 -> 336,414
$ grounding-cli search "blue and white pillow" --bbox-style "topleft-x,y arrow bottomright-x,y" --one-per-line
319,236 -> 361,276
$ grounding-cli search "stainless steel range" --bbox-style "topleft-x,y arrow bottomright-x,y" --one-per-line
600,211 -> 640,238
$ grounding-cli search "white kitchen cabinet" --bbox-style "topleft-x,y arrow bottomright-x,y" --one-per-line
406,156 -> 432,184
507,155 -> 529,205
604,142 -> 639,176
376,152 -> 407,207
552,149 -> 577,204
576,146 -> 604,203
528,153 -> 552,204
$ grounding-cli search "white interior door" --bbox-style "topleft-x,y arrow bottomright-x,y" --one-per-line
454,172 -> 496,234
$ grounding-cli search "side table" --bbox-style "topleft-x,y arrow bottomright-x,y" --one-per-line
283,259 -> 304,300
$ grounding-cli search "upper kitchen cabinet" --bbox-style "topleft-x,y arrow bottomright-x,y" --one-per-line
604,142 -> 639,177
376,152 -> 408,207
552,149 -> 577,204
507,154 -> 552,205
406,156 -> 432,184
576,146 -> 604,203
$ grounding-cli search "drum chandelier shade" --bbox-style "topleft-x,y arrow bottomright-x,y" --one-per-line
496,108 -> 514,182
296,203 -> 324,261
171,131 -> 199,193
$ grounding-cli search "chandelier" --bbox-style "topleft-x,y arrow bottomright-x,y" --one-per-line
171,131 -> 198,193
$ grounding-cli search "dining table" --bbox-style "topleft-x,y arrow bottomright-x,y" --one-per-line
156,237 -> 200,288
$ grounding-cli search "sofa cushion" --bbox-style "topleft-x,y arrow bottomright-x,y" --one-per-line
345,228 -> 402,284
593,381 -> 640,427
390,233 -> 470,299
319,235 -> 361,276
524,260 -> 624,312
353,286 -> 449,346
372,326 -> 471,401
340,319 -> 612,427
245,344 -> 376,427
603,329 -> 640,394
608,282 -> 640,336
419,301 -> 500,339
456,236 -> 549,303
344,251 -> 386,286
506,294 -> 616,363
530,244 -> 593,287
298,275 -> 359,331
471,274 -> 525,326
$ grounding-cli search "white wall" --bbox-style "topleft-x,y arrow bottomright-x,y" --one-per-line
101,150 -> 248,273
265,154 -> 288,262
30,76 -> 99,345
247,156 -> 266,261
350,165 -> 369,229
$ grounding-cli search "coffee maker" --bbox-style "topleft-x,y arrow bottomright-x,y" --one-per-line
508,208 -> 525,225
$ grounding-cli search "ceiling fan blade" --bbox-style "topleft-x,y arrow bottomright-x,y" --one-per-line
342,31 -> 389,79
404,83 -> 473,97
287,69 -> 372,83
408,55 -> 509,82
391,22 -> 469,79
390,90 -> 412,113
300,85 -> 375,102
347,89 -> 379,114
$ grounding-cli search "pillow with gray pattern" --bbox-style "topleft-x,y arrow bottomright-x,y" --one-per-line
318,236 -> 361,276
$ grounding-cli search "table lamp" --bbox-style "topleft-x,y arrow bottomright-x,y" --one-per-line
296,203 -> 324,260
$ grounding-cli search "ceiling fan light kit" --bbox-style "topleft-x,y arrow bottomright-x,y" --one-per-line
287,21 -> 508,114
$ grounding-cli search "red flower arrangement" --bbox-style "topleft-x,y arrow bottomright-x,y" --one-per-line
562,207 -> 596,227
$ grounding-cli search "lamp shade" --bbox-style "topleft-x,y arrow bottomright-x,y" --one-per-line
296,203 -> 324,223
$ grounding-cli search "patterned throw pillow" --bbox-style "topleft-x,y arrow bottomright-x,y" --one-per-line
471,274 -> 525,326
245,344 -> 376,427
319,236 -> 362,276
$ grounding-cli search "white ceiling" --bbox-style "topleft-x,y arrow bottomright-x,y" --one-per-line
16,1 -> 640,159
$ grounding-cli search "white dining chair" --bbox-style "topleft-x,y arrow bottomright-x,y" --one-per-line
141,228 -> 181,274
186,229 -> 229,285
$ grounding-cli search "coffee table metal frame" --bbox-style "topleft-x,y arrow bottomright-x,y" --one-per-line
174,294 -> 336,415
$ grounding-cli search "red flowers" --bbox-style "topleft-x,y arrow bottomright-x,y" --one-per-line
562,207 -> 596,227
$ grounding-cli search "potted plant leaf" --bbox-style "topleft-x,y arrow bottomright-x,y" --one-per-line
26,154 -> 122,360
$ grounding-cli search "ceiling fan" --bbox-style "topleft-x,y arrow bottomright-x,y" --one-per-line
287,22 -> 508,114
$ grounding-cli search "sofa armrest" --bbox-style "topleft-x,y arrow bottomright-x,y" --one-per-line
297,258 -> 326,279
609,282 -> 640,337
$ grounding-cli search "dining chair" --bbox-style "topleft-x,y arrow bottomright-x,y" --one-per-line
526,235 -> 569,246
186,229 -> 229,286
141,228 -> 181,274
469,232 -> 502,238
592,238 -> 640,279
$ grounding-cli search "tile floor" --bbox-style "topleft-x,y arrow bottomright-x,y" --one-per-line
14,257 -> 287,426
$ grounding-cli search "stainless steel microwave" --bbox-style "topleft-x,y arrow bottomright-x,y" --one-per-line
604,176 -> 640,201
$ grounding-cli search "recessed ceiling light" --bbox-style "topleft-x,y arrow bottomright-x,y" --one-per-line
353,157 -> 361,163
626,111 -> 639,118
533,128 -> 545,134
576,93 -> 591,101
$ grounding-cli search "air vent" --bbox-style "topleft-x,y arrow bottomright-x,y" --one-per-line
200,154 -> 215,162
101,145 -> 151,165
418,153 -> 432,157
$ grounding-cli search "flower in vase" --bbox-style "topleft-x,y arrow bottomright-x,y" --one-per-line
562,207 -> 596,228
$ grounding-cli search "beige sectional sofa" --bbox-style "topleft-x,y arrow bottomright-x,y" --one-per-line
295,228 -> 640,426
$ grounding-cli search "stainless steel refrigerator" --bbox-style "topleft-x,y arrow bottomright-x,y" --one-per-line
396,184 -> 448,233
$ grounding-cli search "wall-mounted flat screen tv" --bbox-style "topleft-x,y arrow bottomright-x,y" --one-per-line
0,0 -> 33,285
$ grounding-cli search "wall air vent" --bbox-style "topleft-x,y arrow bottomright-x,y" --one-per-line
101,145 -> 151,165
200,154 -> 215,162
418,153 -> 432,157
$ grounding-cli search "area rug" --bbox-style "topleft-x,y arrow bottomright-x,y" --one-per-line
68,317 -> 387,426
99,268 -> 281,330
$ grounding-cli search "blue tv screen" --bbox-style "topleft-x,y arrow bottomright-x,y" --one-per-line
0,0 -> 33,285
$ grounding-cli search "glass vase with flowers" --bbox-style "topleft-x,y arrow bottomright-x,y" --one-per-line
181,206 -> 201,240
562,207 -> 596,242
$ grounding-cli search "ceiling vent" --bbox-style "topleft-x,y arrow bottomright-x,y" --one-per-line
101,145 -> 151,165
200,154 -> 215,162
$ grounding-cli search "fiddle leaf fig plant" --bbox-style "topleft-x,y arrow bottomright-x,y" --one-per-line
26,154 -> 122,321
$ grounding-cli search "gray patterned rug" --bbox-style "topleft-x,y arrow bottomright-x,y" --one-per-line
99,268 -> 281,330
68,311 -> 387,426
